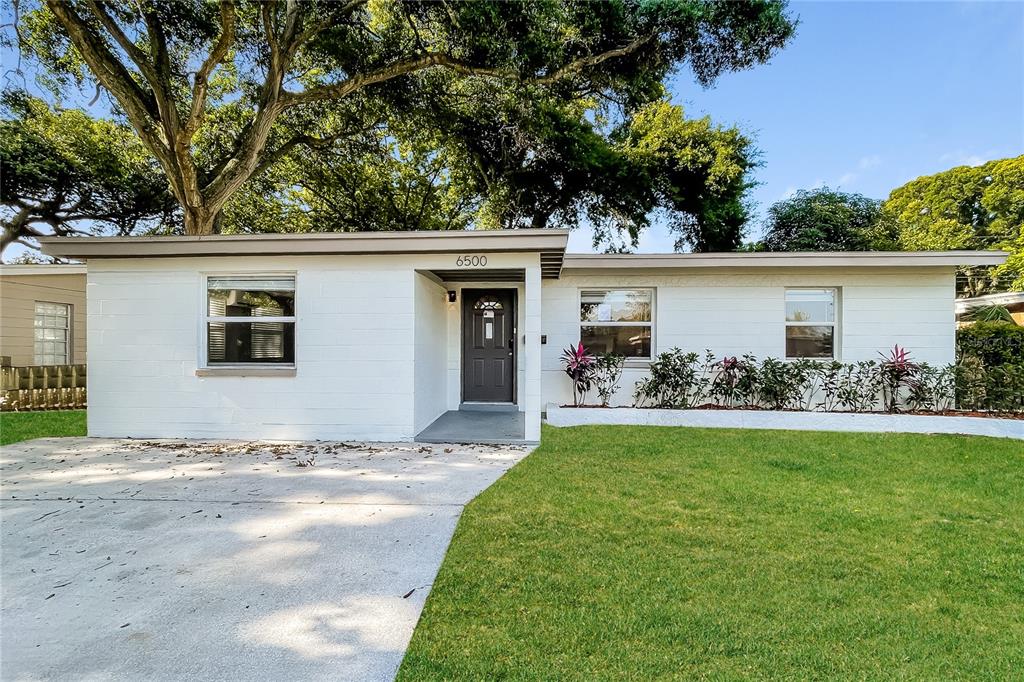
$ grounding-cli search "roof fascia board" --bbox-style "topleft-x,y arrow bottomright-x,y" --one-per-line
38,229 -> 569,260
562,251 -> 1008,270
0,265 -> 87,275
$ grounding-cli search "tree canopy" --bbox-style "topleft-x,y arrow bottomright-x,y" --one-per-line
881,156 -> 1024,293
15,0 -> 796,246
217,96 -> 758,252
758,187 -> 884,252
0,91 -> 176,256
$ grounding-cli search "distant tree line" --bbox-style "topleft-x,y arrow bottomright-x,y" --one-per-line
754,156 -> 1024,293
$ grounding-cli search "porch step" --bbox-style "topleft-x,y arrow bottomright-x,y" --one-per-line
417,410 -> 528,445
459,402 -> 518,413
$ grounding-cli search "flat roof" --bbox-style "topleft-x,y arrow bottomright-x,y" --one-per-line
36,230 -> 1007,278
38,229 -> 570,279
0,264 -> 87,276
562,251 -> 1008,270
956,290 -> 1024,311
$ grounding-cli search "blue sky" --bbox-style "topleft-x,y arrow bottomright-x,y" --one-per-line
571,0 -> 1024,252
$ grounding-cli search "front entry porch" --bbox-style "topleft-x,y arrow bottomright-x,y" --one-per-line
416,410 -> 529,445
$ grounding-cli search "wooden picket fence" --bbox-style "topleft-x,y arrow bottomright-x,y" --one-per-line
0,364 -> 87,411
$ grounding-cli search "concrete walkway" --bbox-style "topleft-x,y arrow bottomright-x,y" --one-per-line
1,437 -> 529,681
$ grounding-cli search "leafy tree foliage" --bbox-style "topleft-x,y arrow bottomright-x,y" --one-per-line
882,156 -> 1024,293
222,94 -> 757,252
16,0 -> 796,244
618,100 -> 755,251
759,187 -> 883,252
221,114 -> 475,236
0,91 -> 176,258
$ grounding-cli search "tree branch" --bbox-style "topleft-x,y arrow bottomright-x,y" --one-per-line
83,0 -> 155,82
44,1 -> 180,194
251,131 -> 352,179
185,0 -> 235,140
284,36 -> 653,107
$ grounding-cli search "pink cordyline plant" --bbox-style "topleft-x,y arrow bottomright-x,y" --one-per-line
561,342 -> 596,406
878,344 -> 921,413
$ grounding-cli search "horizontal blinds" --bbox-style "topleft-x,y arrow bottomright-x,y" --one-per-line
207,277 -> 295,291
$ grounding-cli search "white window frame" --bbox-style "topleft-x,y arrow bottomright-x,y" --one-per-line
784,287 -> 839,360
33,301 -> 72,365
578,287 -> 656,362
202,273 -> 297,368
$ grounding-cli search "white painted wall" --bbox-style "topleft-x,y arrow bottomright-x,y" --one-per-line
85,254 -> 956,440
87,255 -> 418,440
413,273 -> 448,433
540,267 -> 957,407
86,252 -> 544,442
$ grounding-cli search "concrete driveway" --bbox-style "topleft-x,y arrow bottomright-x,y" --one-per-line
1,437 -> 528,681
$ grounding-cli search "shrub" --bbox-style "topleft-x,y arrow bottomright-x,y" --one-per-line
757,357 -> 815,410
982,363 -> 1024,412
954,356 -> 988,411
957,322 -> 1024,366
709,354 -> 760,408
593,353 -> 626,407
630,347 -> 1021,415
827,360 -> 881,412
908,363 -> 956,412
957,359 -> 1024,412
561,342 -> 596,406
635,349 -> 715,408
877,345 -> 921,413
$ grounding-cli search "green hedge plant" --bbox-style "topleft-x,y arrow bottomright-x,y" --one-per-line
631,347 -> 1022,415
593,353 -> 626,407
957,322 -> 1024,366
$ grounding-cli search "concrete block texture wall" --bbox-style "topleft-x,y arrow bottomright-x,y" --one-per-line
541,267 -> 956,407
87,256 -> 418,440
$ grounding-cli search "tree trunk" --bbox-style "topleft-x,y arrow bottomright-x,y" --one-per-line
1,207 -> 33,254
182,204 -> 219,235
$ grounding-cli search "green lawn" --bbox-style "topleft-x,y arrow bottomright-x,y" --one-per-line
0,410 -> 86,445
399,425 -> 1024,680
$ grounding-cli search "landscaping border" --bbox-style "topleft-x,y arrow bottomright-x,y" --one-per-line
545,404 -> 1024,440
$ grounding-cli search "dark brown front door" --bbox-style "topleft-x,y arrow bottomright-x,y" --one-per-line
462,289 -> 515,403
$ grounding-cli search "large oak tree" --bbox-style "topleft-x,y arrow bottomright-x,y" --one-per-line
18,0 -> 796,238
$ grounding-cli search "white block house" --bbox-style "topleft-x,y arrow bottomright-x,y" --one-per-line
40,230 -> 1005,443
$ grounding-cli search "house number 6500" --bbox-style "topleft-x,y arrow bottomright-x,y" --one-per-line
455,255 -> 487,267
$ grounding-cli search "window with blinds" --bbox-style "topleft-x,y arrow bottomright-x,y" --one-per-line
205,276 -> 295,365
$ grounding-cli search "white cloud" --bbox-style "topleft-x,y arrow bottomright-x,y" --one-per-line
939,151 -> 988,167
858,155 -> 882,170
837,172 -> 858,186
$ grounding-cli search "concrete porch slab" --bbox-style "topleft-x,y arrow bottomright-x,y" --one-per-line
416,410 -> 530,445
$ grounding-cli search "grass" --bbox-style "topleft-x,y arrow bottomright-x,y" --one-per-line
0,410 -> 86,445
398,425 -> 1024,680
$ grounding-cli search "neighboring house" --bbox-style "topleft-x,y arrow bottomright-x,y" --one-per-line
0,265 -> 87,367
956,291 -> 1024,326
40,231 -> 1005,443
